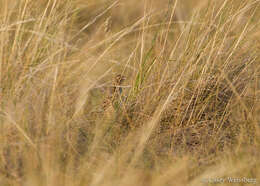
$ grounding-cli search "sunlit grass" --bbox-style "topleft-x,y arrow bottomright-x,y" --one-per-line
0,0 -> 259,185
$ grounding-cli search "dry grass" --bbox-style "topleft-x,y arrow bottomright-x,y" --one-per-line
0,0 -> 259,185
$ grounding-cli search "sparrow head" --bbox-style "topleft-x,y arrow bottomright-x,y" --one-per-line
114,74 -> 126,85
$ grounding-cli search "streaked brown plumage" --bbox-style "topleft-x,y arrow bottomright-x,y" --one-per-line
102,74 -> 126,119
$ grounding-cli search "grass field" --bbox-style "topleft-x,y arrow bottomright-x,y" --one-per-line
0,0 -> 259,185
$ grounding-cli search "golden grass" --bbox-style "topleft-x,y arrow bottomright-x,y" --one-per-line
0,0 -> 259,185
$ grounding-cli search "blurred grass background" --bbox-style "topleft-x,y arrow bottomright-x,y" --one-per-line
0,0 -> 259,185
